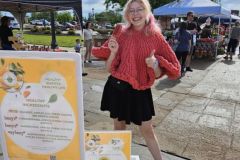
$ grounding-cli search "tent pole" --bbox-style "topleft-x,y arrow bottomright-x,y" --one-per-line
215,17 -> 221,59
50,11 -> 58,49
229,15 -> 232,38
74,9 -> 88,77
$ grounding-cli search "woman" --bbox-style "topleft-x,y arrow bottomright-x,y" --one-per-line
175,22 -> 192,76
92,0 -> 180,159
224,21 -> 240,60
84,21 -> 93,63
0,16 -> 14,50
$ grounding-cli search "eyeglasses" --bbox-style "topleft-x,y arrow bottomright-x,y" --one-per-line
129,8 -> 145,15
189,14 -> 194,17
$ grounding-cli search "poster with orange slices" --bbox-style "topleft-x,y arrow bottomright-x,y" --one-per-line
85,131 -> 132,160
0,51 -> 85,160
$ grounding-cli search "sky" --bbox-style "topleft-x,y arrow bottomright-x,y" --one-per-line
82,0 -> 106,18
82,0 -> 240,17
1,0 -> 240,18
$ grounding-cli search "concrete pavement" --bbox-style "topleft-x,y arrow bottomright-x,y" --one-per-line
1,53 -> 240,160
83,54 -> 240,160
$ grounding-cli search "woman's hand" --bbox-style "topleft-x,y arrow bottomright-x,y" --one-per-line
108,36 -> 119,55
145,50 -> 158,69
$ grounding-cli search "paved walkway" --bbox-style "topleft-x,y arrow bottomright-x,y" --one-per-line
1,53 -> 240,160
82,54 -> 240,160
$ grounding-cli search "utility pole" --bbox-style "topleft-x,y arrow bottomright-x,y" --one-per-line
92,8 -> 95,22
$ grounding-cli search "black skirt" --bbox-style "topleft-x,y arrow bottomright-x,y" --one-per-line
101,76 -> 155,125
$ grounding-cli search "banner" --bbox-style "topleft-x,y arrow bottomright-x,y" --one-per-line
0,51 -> 85,160
85,130 -> 131,160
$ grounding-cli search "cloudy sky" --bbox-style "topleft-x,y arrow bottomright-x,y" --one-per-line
82,0 -> 240,17
82,0 -> 106,18
1,0 -> 239,18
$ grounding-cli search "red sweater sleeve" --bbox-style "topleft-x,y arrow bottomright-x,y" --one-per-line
91,24 -> 123,60
155,34 -> 180,79
92,39 -> 111,60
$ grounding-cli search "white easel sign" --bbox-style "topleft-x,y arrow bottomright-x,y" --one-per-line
0,51 -> 85,160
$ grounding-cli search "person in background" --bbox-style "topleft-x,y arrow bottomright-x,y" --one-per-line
42,19 -> 46,27
200,17 -> 212,38
238,45 -> 240,56
185,11 -> 200,72
0,16 -> 14,50
224,21 -> 240,60
175,22 -> 192,76
74,38 -> 81,53
84,21 -> 93,63
92,0 -> 180,159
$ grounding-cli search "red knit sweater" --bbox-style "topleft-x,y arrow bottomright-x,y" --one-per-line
92,20 -> 180,90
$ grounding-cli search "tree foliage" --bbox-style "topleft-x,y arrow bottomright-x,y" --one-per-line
30,12 -> 51,21
56,12 -> 73,24
30,12 -> 58,21
95,10 -> 122,25
30,11 -> 72,23
104,0 -> 175,10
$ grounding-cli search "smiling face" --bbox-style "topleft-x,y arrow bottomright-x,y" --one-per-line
128,1 -> 147,30
187,13 -> 194,22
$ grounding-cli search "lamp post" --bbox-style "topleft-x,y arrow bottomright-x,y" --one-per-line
92,8 -> 95,21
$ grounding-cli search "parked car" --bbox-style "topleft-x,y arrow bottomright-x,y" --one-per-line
71,21 -> 78,25
10,21 -> 20,30
40,19 -> 50,26
62,22 -> 75,30
30,20 -> 43,25
105,23 -> 113,29
55,21 -> 64,29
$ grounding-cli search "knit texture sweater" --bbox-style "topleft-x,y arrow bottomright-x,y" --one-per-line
92,19 -> 180,90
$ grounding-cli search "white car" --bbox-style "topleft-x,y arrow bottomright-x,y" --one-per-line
30,20 -> 43,25
10,21 -> 20,30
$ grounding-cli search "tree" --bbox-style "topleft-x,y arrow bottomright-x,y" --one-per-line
30,12 -> 58,21
95,10 -> 122,25
30,12 -> 51,21
56,11 -> 73,24
104,0 -> 175,10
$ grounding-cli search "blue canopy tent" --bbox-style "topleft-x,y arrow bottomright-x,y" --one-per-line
153,0 -> 231,16
153,0 -> 233,59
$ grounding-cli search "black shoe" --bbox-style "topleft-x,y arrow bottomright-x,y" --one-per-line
88,60 -> 92,63
230,56 -> 232,60
223,56 -> 228,59
84,60 -> 87,63
186,67 -> 193,72
82,73 -> 88,76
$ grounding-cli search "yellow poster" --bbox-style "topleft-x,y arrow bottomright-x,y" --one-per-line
0,51 -> 85,160
85,131 -> 132,160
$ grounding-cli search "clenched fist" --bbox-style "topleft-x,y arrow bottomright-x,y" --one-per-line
108,36 -> 119,55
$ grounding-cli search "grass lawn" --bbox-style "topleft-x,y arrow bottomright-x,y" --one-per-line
14,31 -> 81,48
24,34 -> 79,48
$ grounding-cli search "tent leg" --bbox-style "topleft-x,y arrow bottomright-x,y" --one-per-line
50,11 -> 58,49
74,10 -> 88,76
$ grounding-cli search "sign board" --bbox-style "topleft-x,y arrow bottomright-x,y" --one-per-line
0,51 -> 85,160
85,131 -> 132,160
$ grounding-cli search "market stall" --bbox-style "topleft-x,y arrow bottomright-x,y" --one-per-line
153,0 -> 232,59
195,38 -> 219,58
